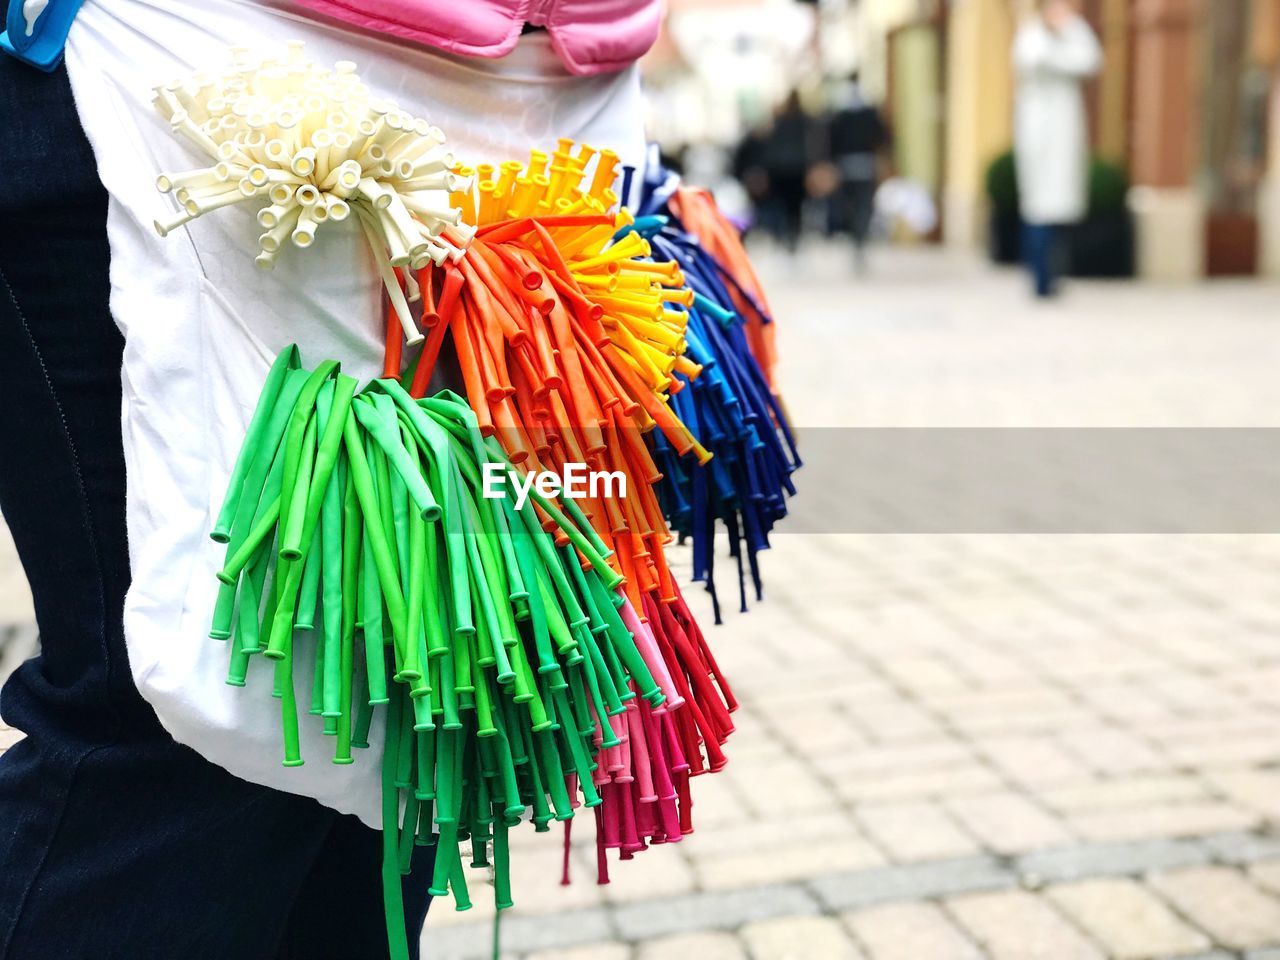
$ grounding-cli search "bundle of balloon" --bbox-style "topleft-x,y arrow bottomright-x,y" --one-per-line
626,159 -> 800,621
400,142 -> 739,877
150,44 -> 764,957
210,347 -> 702,958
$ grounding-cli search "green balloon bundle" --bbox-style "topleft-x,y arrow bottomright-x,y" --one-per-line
209,346 -> 670,959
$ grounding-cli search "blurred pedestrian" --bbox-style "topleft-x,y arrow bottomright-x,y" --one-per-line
761,90 -> 817,253
732,125 -> 772,237
825,71 -> 888,270
1013,0 -> 1101,297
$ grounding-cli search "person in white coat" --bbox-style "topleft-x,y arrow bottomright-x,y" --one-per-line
1013,0 -> 1102,297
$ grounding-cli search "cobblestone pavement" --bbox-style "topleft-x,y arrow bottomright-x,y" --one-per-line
421,247 -> 1280,959
4,245 -> 1280,959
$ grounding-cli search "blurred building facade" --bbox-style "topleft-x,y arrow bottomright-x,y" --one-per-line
935,0 -> 1280,282
642,0 -> 830,156
845,0 -> 1280,280
645,0 -> 1280,283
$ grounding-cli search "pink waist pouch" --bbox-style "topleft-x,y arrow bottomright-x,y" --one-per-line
288,0 -> 662,75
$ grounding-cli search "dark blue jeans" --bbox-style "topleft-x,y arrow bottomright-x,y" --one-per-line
1022,222 -> 1062,298
0,58 -> 432,959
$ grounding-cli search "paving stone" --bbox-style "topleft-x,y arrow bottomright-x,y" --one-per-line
1250,860 -> 1280,896
845,700 -> 945,742
755,674 -> 895,711
1047,877 -> 1212,959
854,802 -> 980,862
945,792 -> 1073,855
0,522 -> 34,621
1206,769 -> 1280,820
693,836 -> 885,891
426,892 -> 497,930
1070,684 -> 1172,725
612,885 -> 818,941
957,648 -> 1037,686
845,902 -> 982,960
947,889 -> 1104,960
680,811 -> 860,857
1147,672 -> 1239,712
1068,802 -> 1259,844
834,763 -> 1003,804
635,932 -> 746,960
0,624 -> 37,695
757,701 -> 864,753
1166,732 -> 1280,769
878,656 -> 970,694
722,756 -> 831,817
424,908 -> 612,958
951,705 -> 1096,738
811,741 -> 976,781
672,772 -> 754,830
977,735 -> 1094,787
1145,714 -> 1278,749
929,686 -> 1077,726
1148,865 -> 1280,951
1201,831 -> 1280,865
741,915 -> 863,960
599,843 -> 696,904
809,855 -> 1016,911
1042,774 -> 1209,814
499,843 -> 605,915
526,944 -> 630,960
1017,838 -> 1211,885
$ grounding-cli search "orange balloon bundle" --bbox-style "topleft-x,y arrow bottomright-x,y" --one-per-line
388,143 -> 715,614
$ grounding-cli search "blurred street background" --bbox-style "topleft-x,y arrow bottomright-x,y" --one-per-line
391,239 -> 1280,958
3,243 -> 1280,959
7,0 -> 1280,957
645,0 -> 1280,287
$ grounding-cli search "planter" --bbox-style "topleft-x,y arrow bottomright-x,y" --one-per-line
1069,210 -> 1135,278
987,210 -> 1135,278
989,210 -> 1022,264
985,150 -> 1134,277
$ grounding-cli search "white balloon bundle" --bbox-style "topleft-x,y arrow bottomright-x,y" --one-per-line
150,42 -> 476,344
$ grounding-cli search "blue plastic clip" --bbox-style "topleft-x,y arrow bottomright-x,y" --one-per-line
1,0 -> 86,71
613,214 -> 668,242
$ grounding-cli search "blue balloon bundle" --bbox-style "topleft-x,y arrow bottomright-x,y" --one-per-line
620,158 -> 801,621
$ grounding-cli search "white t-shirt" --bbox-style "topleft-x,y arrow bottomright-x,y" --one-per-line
64,0 -> 646,826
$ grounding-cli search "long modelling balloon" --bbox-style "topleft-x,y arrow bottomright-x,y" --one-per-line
159,46 -> 756,954
391,143 -> 740,882
210,346 -> 710,957
627,157 -> 801,619
151,43 -> 475,343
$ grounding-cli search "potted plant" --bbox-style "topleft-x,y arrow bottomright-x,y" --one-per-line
1070,157 -> 1134,277
983,150 -> 1135,277
985,150 -> 1022,264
